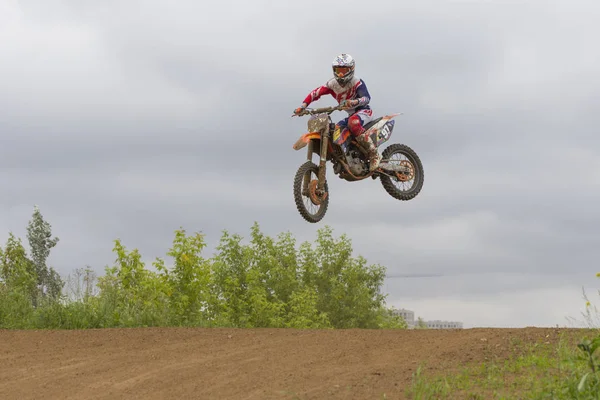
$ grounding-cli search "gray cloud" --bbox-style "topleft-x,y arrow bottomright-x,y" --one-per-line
1,0 -> 600,328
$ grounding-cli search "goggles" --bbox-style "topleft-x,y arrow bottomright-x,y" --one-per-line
333,66 -> 352,77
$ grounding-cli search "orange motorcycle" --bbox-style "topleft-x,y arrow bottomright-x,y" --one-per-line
292,105 -> 424,223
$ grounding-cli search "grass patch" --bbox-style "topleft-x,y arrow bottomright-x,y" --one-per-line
406,329 -> 600,399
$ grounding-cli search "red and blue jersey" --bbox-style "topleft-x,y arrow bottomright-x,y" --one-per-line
303,76 -> 371,115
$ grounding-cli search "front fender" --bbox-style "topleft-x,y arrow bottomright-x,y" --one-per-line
292,132 -> 321,150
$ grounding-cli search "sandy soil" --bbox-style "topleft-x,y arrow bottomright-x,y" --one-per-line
0,327 -> 588,399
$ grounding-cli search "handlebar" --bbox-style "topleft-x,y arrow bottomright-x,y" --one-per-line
292,105 -> 344,117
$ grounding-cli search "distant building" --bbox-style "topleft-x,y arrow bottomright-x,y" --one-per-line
390,308 -> 463,329
425,320 -> 463,329
394,308 -> 415,327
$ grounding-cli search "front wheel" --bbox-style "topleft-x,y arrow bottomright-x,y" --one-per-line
380,143 -> 424,200
293,161 -> 329,223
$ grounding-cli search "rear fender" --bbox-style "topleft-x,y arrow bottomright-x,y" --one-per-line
365,113 -> 402,147
293,132 -> 321,150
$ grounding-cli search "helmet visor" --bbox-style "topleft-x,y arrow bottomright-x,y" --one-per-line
333,66 -> 351,77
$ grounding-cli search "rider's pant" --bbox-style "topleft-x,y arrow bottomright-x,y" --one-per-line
336,109 -> 374,137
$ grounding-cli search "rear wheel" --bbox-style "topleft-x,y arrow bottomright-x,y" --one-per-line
293,161 -> 329,223
380,143 -> 424,200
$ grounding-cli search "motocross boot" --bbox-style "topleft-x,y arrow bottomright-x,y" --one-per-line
359,133 -> 382,172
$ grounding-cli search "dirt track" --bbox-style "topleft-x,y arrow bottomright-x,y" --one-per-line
0,327 -> 589,399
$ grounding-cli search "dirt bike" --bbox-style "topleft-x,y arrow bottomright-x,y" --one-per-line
291,104 -> 424,223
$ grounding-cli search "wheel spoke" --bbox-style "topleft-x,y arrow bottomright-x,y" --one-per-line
379,144 -> 424,201
293,161 -> 329,223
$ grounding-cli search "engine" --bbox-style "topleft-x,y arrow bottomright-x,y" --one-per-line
346,148 -> 368,176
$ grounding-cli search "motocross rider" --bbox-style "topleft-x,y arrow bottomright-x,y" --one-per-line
294,53 -> 381,171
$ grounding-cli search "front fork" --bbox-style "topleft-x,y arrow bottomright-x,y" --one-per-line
302,131 -> 329,194
302,139 -> 313,195
317,134 -> 329,191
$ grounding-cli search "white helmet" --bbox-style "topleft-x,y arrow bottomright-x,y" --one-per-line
332,53 -> 355,85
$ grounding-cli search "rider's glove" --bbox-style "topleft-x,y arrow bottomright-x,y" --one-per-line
294,103 -> 308,115
340,99 -> 358,109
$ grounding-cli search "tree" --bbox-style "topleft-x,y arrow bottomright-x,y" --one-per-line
26,205 -> 63,303
189,223 -> 395,329
0,233 -> 38,298
297,225 -> 388,329
64,266 -> 98,302
155,228 -> 213,325
0,233 -> 39,328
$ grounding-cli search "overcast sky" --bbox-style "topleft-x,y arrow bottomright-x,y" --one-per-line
1,0 -> 599,328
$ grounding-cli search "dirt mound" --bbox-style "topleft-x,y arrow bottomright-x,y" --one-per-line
0,327 -> 589,399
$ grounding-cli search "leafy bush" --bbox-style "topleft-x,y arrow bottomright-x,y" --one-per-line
0,207 -> 406,330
